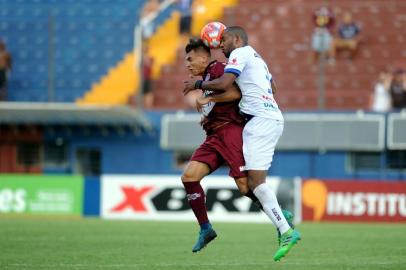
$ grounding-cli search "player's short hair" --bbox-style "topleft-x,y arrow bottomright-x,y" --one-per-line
185,38 -> 211,56
225,26 -> 248,45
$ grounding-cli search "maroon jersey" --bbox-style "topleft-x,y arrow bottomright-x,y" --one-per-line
200,60 -> 244,133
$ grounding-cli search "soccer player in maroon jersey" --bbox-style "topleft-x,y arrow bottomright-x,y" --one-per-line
182,38 -> 261,252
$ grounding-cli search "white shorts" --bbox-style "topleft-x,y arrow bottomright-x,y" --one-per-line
242,117 -> 284,170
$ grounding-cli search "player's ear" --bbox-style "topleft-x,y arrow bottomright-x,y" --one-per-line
234,35 -> 240,45
202,54 -> 210,62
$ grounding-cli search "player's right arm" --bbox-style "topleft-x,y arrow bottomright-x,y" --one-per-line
184,48 -> 246,95
196,83 -> 241,112
184,73 -> 236,95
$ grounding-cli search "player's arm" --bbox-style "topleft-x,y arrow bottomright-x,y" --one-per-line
184,73 -> 237,95
203,83 -> 241,103
196,83 -> 241,112
271,79 -> 277,95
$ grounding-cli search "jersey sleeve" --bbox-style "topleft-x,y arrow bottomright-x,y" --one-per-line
224,48 -> 248,77
209,62 -> 226,80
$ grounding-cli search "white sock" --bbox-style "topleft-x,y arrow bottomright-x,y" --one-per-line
253,183 -> 291,234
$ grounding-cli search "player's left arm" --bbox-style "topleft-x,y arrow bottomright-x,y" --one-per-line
184,73 -> 236,95
271,79 -> 277,95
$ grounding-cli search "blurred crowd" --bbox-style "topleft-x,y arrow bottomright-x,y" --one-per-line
311,6 -> 361,64
2,1 -> 405,112
371,68 -> 406,112
311,5 -> 405,112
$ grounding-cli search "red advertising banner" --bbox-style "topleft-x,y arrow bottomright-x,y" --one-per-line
302,179 -> 406,222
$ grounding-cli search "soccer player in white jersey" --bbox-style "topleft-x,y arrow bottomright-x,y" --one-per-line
184,26 -> 301,261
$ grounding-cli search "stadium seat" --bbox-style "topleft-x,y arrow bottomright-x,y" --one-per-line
3,0 -> 146,102
226,0 -> 406,110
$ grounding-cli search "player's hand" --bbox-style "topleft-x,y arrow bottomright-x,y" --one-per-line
196,96 -> 211,112
183,79 -> 197,95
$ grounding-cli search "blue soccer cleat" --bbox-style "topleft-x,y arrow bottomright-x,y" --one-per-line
192,225 -> 217,253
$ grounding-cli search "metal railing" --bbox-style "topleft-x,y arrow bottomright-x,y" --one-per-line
133,0 -> 177,109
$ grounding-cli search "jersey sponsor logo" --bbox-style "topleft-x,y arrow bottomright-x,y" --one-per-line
302,179 -> 406,222
264,102 -> 278,109
263,95 -> 278,110
262,95 -> 275,102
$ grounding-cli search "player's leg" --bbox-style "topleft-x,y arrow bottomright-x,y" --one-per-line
216,123 -> 264,209
243,117 -> 301,261
182,160 -> 217,252
183,141 -> 222,252
234,176 -> 294,237
219,123 -> 294,231
243,118 -> 290,232
233,176 -> 263,210
182,161 -> 211,227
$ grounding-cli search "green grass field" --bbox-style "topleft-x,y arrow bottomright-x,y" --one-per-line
1,216 -> 405,270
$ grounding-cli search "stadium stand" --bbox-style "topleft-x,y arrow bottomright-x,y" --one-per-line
151,0 -> 406,111
1,0 -> 146,102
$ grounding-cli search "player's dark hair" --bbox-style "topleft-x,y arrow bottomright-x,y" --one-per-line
225,26 -> 248,45
185,38 -> 211,56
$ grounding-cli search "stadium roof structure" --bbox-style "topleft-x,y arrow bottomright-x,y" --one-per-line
0,102 -> 153,130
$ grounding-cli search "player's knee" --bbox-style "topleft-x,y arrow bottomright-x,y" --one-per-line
181,172 -> 194,182
238,185 -> 250,195
248,178 -> 264,191
234,177 -> 250,195
181,170 -> 201,183
248,181 -> 257,191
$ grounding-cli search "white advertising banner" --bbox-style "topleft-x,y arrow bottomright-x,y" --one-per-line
101,175 -> 300,223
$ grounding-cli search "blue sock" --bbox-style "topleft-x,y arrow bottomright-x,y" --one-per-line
200,222 -> 211,230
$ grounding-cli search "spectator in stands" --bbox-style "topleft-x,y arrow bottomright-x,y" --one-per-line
370,70 -> 392,112
0,40 -> 12,101
141,0 -> 160,39
142,45 -> 154,109
311,6 -> 335,62
141,0 -> 160,18
178,0 -> 193,37
329,12 -> 361,61
389,68 -> 406,110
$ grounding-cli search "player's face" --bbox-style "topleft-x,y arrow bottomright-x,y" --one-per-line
185,50 -> 207,76
220,32 -> 235,58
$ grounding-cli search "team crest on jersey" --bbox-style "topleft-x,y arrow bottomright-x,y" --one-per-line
228,58 -> 238,65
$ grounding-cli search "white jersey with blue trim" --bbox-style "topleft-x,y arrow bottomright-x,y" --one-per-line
224,45 -> 283,120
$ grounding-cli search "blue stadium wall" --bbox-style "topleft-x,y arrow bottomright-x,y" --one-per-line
42,112 -> 406,180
